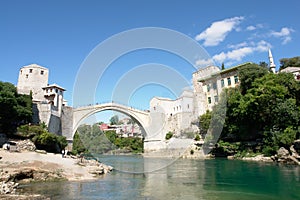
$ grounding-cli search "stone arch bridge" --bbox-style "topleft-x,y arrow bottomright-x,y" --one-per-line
69,102 -> 166,152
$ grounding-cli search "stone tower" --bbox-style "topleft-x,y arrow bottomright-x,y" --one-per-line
17,64 -> 49,102
268,49 -> 276,73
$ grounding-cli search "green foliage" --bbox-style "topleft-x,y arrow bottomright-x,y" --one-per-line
0,81 -> 32,134
194,134 -> 200,141
72,124 -> 143,154
199,110 -> 211,137
72,132 -> 87,155
238,63 -> 268,95
221,63 -> 225,70
279,56 -> 300,70
165,131 -> 173,140
213,62 -> 300,157
17,124 -> 67,153
109,115 -> 119,125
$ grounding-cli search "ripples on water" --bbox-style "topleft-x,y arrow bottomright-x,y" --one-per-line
20,155 -> 300,200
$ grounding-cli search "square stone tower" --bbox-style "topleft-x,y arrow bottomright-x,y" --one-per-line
17,64 -> 49,102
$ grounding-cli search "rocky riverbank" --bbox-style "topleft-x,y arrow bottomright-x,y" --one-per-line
226,139 -> 300,165
0,146 -> 113,198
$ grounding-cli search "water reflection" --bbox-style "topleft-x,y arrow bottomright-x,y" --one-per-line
20,156 -> 300,200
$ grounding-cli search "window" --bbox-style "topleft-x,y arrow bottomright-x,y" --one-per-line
214,95 -> 219,103
187,104 -> 190,109
41,70 -> 44,75
55,89 -> 58,93
213,82 -> 217,90
26,74 -> 28,78
20,70 -> 22,74
207,84 -> 211,92
29,69 -> 33,73
221,79 -> 225,87
234,76 -> 239,84
208,97 -> 211,104
227,77 -> 231,86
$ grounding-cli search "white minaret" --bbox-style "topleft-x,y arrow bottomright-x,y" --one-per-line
268,49 -> 276,73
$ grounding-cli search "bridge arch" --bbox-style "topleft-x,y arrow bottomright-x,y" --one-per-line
72,103 -> 150,139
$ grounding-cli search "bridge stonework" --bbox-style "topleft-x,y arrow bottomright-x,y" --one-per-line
63,103 -> 167,152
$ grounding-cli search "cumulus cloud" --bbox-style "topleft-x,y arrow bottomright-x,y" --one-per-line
246,24 -> 264,31
212,40 -> 272,64
195,16 -> 244,46
270,27 -> 294,44
195,58 -> 215,67
246,26 -> 256,31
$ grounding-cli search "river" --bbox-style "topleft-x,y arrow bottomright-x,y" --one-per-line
20,155 -> 300,200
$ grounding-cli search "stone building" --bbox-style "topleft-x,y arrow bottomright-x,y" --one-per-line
17,64 -> 70,135
150,62 -> 251,137
17,64 -> 49,102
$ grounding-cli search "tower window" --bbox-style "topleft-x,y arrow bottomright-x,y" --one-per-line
20,70 -> 22,74
213,82 -> 217,90
41,70 -> 44,75
227,77 -> 231,86
234,76 -> 239,84
29,69 -> 33,73
207,84 -> 211,92
26,74 -> 28,78
214,95 -> 219,103
208,97 -> 211,104
221,79 -> 225,87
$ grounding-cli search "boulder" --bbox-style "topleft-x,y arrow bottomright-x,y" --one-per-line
16,139 -> 36,151
277,147 -> 289,158
0,181 -> 19,194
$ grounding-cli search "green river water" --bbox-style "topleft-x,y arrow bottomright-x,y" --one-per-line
20,155 -> 300,200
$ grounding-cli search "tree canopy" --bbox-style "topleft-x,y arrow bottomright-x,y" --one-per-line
0,81 -> 32,134
201,63 -> 300,156
279,56 -> 300,70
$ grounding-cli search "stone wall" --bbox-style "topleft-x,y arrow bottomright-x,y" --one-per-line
61,106 -> 73,140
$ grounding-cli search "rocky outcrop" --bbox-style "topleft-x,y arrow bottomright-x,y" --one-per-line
0,181 -> 19,194
77,158 -> 113,176
271,146 -> 300,165
16,140 -> 36,151
241,154 -> 273,162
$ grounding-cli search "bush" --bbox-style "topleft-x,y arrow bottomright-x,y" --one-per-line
194,134 -> 200,141
165,132 -> 173,140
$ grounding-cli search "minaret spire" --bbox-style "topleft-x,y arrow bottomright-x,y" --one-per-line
268,49 -> 276,73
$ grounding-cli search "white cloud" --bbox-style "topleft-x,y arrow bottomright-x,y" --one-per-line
246,24 -> 264,31
195,58 -> 214,67
246,25 -> 256,31
195,16 -> 244,46
227,42 -> 248,49
270,27 -> 294,44
212,40 -> 272,64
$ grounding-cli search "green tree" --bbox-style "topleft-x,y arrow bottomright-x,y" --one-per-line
221,63 -> 225,70
109,115 -> 119,125
0,81 -> 32,134
279,56 -> 300,70
238,63 -> 268,95
72,131 -> 86,154
199,110 -> 211,137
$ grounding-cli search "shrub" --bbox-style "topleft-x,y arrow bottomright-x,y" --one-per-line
165,132 -> 173,140
194,134 -> 200,141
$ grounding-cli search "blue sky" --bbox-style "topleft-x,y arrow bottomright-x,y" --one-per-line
1,0 -> 299,122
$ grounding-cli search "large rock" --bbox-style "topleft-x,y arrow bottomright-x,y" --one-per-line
16,139 -> 36,151
277,147 -> 289,158
0,181 -> 19,194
